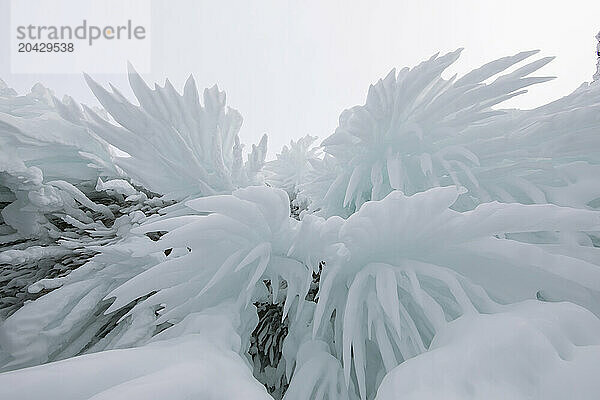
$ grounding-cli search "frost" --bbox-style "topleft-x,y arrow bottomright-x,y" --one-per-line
0,234 -> 161,369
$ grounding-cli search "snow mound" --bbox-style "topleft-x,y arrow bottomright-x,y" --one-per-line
375,300 -> 600,400
0,305 -> 271,400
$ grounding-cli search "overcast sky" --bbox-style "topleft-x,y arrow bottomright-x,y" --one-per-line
1,0 -> 599,158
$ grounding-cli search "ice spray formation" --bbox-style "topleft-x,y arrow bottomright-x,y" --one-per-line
1,50 -> 600,400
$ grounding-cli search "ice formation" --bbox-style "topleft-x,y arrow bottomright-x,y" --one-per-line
84,64 -> 268,199
299,50 -> 600,217
0,82 -> 133,319
0,70 -> 267,321
0,304 -> 272,400
265,135 -> 320,197
1,50 -> 600,400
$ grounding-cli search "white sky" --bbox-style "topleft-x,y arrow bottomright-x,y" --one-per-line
1,0 -> 599,158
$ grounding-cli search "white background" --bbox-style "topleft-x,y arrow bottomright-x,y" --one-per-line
1,0 -> 599,158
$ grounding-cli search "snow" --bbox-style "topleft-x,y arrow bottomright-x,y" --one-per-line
283,340 -> 353,400
375,300 -> 600,400
0,306 -> 271,400
5,184 -> 598,397
95,178 -> 138,197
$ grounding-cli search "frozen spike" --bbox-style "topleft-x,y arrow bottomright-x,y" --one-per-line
498,56 -> 556,81
108,83 -> 129,103
455,50 -> 540,86
83,73 -> 114,108
234,242 -> 271,272
375,268 -> 402,337
183,74 -> 200,106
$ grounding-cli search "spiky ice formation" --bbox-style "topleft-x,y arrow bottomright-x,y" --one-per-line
11,185 -> 598,398
83,65 -> 268,199
301,49 -> 600,217
265,135 -> 320,196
